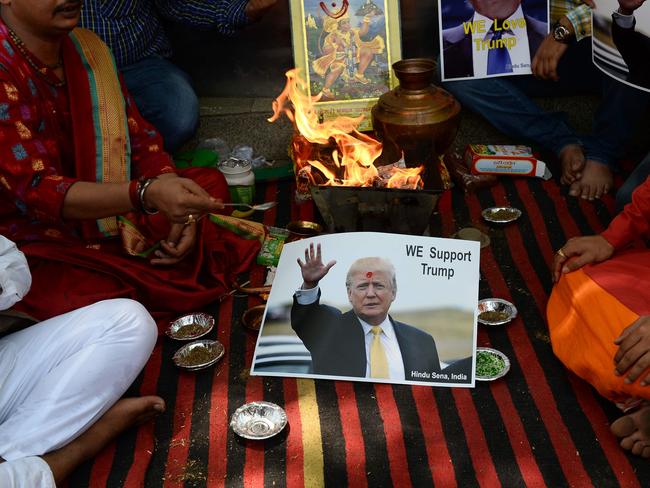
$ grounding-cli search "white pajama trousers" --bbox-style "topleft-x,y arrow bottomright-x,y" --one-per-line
0,298 -> 157,487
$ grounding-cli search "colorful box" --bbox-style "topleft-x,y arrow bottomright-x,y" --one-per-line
464,144 -> 551,180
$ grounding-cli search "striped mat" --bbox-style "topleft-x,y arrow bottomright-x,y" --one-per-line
67,176 -> 650,487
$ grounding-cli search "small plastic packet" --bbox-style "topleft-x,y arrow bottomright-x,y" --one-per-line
256,227 -> 289,267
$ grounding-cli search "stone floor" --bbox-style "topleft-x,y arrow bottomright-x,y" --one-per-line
189,95 -> 648,171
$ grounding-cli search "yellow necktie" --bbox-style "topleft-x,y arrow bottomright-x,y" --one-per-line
370,326 -> 389,378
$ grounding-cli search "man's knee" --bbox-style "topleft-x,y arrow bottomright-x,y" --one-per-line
96,299 -> 157,350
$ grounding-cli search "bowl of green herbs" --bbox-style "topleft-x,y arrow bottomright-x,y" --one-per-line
475,347 -> 510,381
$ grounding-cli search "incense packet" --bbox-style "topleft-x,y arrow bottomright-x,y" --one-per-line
465,144 -> 552,180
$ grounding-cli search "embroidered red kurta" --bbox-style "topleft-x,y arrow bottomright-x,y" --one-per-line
0,20 -> 259,324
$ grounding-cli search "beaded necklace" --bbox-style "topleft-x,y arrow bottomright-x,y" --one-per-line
6,26 -> 65,87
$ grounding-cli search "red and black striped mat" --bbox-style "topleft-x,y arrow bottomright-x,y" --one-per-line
67,176 -> 650,487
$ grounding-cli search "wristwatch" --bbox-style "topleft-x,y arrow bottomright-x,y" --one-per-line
552,21 -> 574,44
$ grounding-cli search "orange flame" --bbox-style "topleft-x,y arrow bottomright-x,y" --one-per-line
269,69 -> 423,189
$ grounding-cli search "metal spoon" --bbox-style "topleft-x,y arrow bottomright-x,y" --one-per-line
221,201 -> 277,211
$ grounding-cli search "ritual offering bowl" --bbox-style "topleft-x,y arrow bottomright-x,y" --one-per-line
482,207 -> 522,224
286,220 -> 322,242
166,312 -> 215,341
475,347 -> 510,381
477,298 -> 517,326
242,305 -> 266,331
173,340 -> 225,371
454,227 -> 490,249
230,401 -> 288,440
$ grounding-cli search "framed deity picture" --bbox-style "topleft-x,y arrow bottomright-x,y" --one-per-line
288,0 -> 402,131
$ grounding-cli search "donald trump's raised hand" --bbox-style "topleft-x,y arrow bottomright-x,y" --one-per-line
297,243 -> 336,289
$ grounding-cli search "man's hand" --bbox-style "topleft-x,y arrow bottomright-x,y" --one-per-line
532,33 -> 569,81
144,175 -> 223,225
245,0 -> 277,21
617,0 -> 647,15
552,235 -> 615,282
151,222 -> 197,266
614,316 -> 650,385
297,243 -> 336,289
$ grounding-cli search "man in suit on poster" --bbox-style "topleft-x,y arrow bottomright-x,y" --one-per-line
610,0 -> 650,89
290,243 -> 453,382
442,0 -> 547,79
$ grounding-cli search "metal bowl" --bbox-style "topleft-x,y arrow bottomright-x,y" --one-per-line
166,313 -> 215,341
477,298 -> 517,325
475,347 -> 510,381
230,401 -> 288,440
172,339 -> 225,371
482,206 -> 522,224
454,227 -> 490,249
286,220 -> 322,241
242,305 -> 266,331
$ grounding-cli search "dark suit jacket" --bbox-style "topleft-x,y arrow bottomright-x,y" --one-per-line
612,17 -> 650,90
291,295 -> 442,381
442,13 -> 546,79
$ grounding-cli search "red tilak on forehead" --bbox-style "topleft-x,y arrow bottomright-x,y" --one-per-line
366,271 -> 373,279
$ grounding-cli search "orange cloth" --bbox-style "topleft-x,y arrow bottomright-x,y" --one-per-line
547,260 -> 649,404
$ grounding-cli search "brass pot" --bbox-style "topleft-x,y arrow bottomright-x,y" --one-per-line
371,58 -> 461,190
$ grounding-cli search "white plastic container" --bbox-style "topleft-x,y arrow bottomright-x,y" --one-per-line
218,160 -> 254,204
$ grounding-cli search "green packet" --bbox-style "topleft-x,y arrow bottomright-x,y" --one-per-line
257,226 -> 289,267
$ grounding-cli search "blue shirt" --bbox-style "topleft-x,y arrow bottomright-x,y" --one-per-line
79,0 -> 250,68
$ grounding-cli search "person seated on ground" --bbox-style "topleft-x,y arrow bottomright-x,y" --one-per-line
441,0 -> 650,201
0,1 -> 260,323
547,175 -> 650,457
606,0 -> 650,209
79,0 -> 277,153
0,235 -> 165,487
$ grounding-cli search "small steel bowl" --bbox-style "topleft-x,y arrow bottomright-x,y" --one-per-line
482,206 -> 522,224
230,401 -> 288,440
242,305 -> 266,331
166,313 -> 215,341
172,339 -> 225,371
286,220 -> 322,241
475,347 -> 511,381
477,298 -> 517,326
454,227 -> 490,249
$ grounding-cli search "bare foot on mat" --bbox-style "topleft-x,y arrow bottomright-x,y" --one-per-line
43,396 -> 165,483
568,160 -> 614,200
559,144 -> 585,185
611,405 -> 650,458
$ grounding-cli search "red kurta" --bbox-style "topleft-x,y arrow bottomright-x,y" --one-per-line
547,176 -> 650,404
0,21 -> 259,323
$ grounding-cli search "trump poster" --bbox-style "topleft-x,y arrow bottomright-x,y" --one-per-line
593,0 -> 650,93
251,232 -> 480,388
439,0 -> 549,81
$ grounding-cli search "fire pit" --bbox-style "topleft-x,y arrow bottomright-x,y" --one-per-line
310,185 -> 441,235
268,66 -> 455,235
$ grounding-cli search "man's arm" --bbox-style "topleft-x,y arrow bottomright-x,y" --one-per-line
154,0 -> 276,36
0,236 -> 30,311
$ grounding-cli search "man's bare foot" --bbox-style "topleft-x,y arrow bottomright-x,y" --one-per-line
610,405 -> 650,458
559,144 -> 585,185
43,396 -> 164,484
568,159 -> 613,200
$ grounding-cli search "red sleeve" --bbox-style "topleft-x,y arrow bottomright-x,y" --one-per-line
120,78 -> 177,179
601,175 -> 650,249
0,77 -> 76,224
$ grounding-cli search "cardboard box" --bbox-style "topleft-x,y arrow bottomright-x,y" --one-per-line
465,144 -> 551,180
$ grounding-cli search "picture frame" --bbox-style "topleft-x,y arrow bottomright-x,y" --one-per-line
288,0 -> 403,131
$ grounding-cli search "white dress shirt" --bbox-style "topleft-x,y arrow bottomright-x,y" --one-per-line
295,285 -> 405,379
471,5 -> 532,76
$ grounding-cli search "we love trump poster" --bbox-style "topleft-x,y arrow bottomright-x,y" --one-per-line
439,0 -> 549,81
